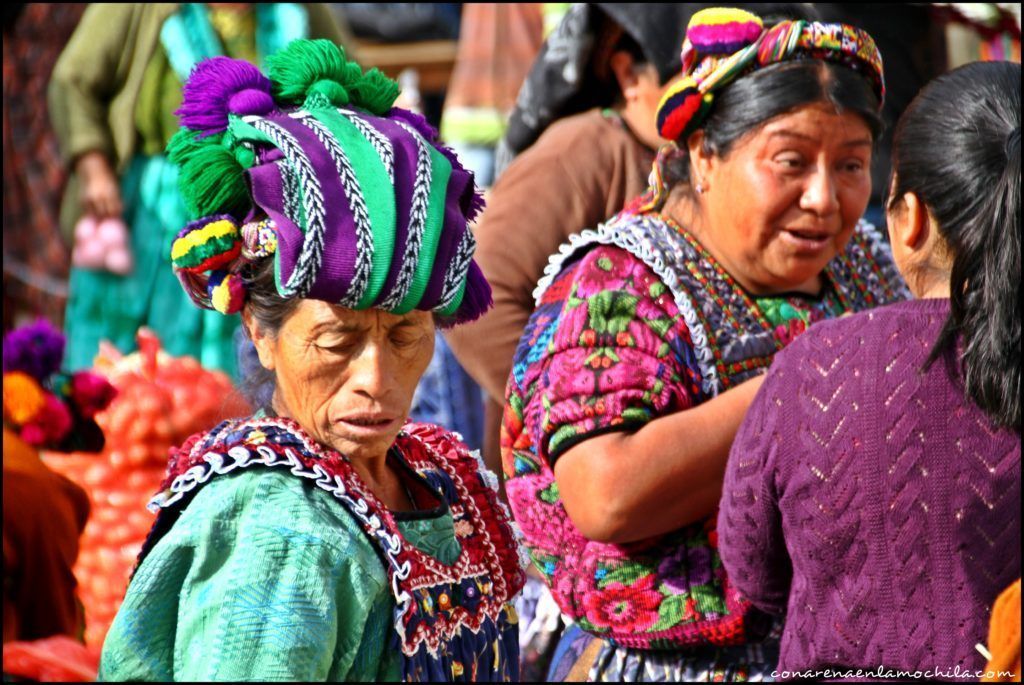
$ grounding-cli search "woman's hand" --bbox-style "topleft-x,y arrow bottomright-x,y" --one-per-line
76,151 -> 123,219
553,373 -> 766,544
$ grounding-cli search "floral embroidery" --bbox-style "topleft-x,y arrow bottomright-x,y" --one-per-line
584,574 -> 662,633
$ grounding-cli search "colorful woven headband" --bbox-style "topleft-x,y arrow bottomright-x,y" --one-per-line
168,40 -> 491,325
656,7 -> 886,143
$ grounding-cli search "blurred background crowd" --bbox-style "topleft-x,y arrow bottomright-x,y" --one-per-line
2,2 -> 1021,681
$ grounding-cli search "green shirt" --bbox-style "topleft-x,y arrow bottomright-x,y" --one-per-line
99,467 -> 459,681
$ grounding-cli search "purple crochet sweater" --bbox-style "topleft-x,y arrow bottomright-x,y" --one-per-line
719,298 -> 1021,681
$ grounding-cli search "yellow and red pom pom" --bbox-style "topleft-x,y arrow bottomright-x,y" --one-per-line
207,270 -> 247,314
171,214 -> 241,273
2,371 -> 47,425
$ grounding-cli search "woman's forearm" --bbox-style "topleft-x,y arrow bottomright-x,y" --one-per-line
554,374 -> 764,543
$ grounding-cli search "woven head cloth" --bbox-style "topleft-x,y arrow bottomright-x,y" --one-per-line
655,7 -> 886,144
167,39 -> 490,325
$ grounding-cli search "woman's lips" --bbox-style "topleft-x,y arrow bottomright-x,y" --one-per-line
335,414 -> 400,436
779,228 -> 833,253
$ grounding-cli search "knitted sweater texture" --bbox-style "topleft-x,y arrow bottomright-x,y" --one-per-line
719,298 -> 1021,680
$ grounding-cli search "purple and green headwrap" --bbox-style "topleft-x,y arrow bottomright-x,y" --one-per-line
167,40 -> 490,325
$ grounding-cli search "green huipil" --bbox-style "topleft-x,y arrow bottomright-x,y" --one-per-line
98,467 -> 461,681
49,4 -> 345,379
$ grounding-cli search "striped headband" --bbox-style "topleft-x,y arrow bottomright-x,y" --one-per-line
656,7 -> 886,143
167,39 -> 490,326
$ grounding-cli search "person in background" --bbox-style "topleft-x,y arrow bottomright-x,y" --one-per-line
2,4 -> 87,333
503,7 -> 908,680
3,320 -> 116,644
445,3 -> 699,478
98,40 -> 525,682
439,3 -> 544,189
719,60 -> 1020,680
48,3 -> 346,380
443,6 -> 695,678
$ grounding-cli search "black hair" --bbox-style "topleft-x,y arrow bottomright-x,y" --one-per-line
887,60 -> 1020,430
666,58 -> 883,187
236,256 -> 300,410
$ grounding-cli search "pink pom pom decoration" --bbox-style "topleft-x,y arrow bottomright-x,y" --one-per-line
20,392 -> 73,447
70,371 -> 117,419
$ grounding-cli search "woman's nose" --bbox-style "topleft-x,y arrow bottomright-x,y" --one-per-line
799,166 -> 841,217
347,343 -> 392,398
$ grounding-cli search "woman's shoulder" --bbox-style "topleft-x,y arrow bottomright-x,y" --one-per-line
176,467 -> 376,554
536,109 -> 636,151
774,299 -> 951,371
156,416 -> 384,558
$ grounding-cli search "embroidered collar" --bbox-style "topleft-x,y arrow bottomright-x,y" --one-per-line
145,416 -> 526,681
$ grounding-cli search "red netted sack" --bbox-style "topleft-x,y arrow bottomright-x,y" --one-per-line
2,636 -> 101,682
43,329 -> 250,647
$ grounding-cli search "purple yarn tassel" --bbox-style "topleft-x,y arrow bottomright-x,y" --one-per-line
177,57 -> 275,137
450,262 -> 493,326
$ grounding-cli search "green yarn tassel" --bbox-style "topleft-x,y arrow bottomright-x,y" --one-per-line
166,128 -> 251,220
267,38 -> 362,106
351,68 -> 399,115
267,38 -> 398,114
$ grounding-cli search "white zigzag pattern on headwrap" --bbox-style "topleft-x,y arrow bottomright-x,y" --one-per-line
437,227 -> 476,312
249,118 -> 326,298
337,108 -> 395,184
378,120 -> 431,310
298,113 -> 374,307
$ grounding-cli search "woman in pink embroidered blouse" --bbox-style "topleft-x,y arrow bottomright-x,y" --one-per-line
502,7 -> 909,682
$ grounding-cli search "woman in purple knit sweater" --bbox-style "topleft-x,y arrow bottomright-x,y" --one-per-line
718,60 -> 1021,681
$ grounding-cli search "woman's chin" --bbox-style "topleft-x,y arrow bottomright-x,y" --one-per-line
327,421 -> 404,460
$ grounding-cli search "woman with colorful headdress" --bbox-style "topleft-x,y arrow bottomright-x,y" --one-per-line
502,7 -> 908,681
48,3 -> 346,380
97,40 -> 526,682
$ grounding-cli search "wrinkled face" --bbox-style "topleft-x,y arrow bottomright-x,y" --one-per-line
250,300 -> 435,462
691,103 -> 874,294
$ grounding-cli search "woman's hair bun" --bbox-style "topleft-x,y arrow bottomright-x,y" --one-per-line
656,77 -> 715,142
176,56 -> 275,137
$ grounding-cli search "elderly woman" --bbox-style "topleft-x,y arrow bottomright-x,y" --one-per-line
98,41 -> 525,682
502,8 -> 908,682
719,60 -> 1020,680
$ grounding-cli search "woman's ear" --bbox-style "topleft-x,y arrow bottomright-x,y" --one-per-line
242,308 -> 276,372
686,129 -> 714,192
609,50 -> 640,101
890,191 -> 928,253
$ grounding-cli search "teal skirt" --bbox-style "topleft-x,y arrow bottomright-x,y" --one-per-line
64,155 -> 240,380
